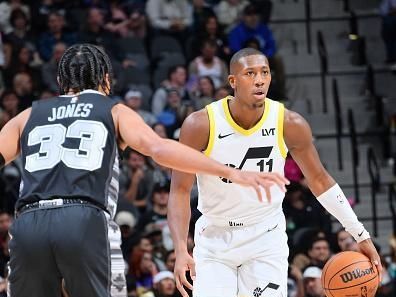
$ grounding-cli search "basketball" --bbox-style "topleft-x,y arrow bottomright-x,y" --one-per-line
321,251 -> 379,297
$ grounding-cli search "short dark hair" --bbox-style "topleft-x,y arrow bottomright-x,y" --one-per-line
9,8 -> 28,27
167,65 -> 185,80
229,48 -> 266,74
230,47 -> 264,67
57,43 -> 113,95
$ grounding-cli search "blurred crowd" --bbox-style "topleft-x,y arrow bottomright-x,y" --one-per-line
0,0 -> 394,297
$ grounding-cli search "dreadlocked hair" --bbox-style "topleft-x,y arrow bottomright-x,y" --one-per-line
57,43 -> 113,95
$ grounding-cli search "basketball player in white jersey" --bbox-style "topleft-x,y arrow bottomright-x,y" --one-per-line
168,48 -> 382,297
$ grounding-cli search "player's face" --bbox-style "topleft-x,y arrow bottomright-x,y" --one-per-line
228,55 -> 271,109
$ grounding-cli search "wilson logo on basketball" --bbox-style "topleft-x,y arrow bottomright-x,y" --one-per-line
339,267 -> 375,283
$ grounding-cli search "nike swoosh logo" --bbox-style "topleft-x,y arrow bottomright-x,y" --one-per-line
218,132 -> 234,139
358,230 -> 364,237
267,224 -> 278,232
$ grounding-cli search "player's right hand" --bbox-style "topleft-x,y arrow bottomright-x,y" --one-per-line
228,170 -> 289,202
174,251 -> 195,297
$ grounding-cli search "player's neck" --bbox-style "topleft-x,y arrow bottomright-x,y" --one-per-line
228,97 -> 265,130
66,87 -> 108,96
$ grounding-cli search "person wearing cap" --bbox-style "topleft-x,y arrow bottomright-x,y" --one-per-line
303,266 -> 325,297
115,210 -> 140,259
153,271 -> 178,297
124,89 -> 157,126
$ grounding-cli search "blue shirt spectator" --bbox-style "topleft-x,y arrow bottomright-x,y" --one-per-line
38,11 -> 76,62
228,3 -> 276,57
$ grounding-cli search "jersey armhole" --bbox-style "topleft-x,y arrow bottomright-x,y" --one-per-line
203,104 -> 215,156
277,103 -> 288,159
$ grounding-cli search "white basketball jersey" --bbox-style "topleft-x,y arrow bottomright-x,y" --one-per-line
196,97 -> 288,227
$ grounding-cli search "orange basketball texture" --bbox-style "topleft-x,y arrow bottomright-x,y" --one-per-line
321,251 -> 379,297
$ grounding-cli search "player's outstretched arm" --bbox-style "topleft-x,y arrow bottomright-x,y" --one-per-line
0,108 -> 31,169
284,109 -> 382,277
114,104 -> 288,199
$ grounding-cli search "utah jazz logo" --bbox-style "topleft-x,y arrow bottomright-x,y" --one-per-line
220,146 -> 273,183
253,283 -> 279,297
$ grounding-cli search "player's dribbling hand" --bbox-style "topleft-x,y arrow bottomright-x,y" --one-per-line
358,239 -> 383,283
229,170 -> 289,202
174,251 -> 195,297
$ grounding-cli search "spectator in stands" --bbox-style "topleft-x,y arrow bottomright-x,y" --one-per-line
380,0 -> 396,66
157,88 -> 194,137
187,15 -> 230,61
129,248 -> 158,295
4,8 -> 35,51
283,182 -> 332,240
125,5 -> 149,40
190,76 -> 216,110
164,250 -> 176,273
228,3 -> 275,56
146,0 -> 192,42
104,3 -> 129,37
303,266 -> 325,297
124,89 -> 157,126
115,210 -> 139,259
0,0 -> 30,34
153,271 -> 178,297
37,11 -> 76,62
152,122 -> 169,138
288,265 -> 305,297
216,0 -> 249,33
214,84 -> 233,100
188,39 -> 228,89
12,72 -> 37,109
77,8 -> 121,59
191,0 -> 215,33
335,229 -> 359,252
0,90 -> 19,124
152,65 -> 190,116
307,237 -> 332,269
4,45 -> 42,90
119,148 -> 153,214
136,182 -> 170,233
41,42 -> 66,94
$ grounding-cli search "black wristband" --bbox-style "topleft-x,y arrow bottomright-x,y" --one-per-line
0,153 -> 5,169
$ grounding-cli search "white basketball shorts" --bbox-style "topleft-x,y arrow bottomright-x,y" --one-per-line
193,215 -> 289,297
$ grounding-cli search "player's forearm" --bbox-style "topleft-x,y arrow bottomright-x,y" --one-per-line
305,170 -> 335,197
151,139 -> 232,178
168,193 -> 191,254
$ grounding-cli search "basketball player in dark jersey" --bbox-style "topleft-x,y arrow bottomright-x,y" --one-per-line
0,44 -> 288,297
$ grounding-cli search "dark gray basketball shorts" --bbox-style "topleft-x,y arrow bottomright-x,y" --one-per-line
8,204 -> 126,297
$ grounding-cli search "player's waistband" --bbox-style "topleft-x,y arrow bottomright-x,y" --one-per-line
16,198 -> 108,216
200,212 -> 285,229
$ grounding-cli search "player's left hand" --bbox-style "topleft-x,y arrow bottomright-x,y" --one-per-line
228,170 -> 289,202
358,239 -> 383,283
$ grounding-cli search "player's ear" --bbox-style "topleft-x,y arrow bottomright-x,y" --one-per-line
228,75 -> 236,89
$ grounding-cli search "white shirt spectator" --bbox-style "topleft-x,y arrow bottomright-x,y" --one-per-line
146,0 -> 192,30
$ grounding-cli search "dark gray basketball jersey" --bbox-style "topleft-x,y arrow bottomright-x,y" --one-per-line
17,90 -> 120,217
